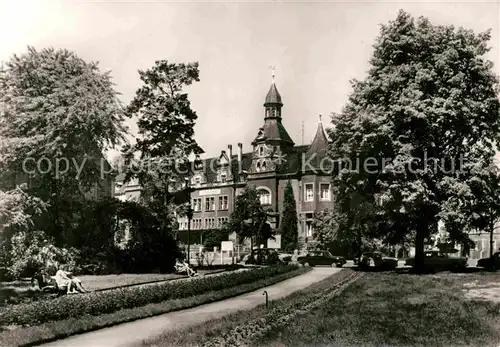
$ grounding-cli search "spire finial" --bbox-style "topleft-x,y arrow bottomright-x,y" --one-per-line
269,65 -> 275,83
319,114 -> 322,123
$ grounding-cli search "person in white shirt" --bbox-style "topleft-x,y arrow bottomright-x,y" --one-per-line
54,267 -> 87,294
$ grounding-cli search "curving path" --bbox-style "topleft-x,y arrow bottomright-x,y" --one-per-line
39,267 -> 341,347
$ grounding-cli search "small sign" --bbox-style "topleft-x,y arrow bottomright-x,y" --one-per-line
267,235 -> 281,249
221,241 -> 234,252
199,189 -> 222,196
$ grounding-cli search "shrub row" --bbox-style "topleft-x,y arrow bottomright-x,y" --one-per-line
194,264 -> 244,271
0,264 -> 298,327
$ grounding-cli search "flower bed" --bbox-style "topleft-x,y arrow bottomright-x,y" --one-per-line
202,271 -> 362,347
0,264 -> 298,328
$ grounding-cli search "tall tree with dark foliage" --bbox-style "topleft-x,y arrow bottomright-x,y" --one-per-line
328,11 -> 500,272
280,181 -> 298,251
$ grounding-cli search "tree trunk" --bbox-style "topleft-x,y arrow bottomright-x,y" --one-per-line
490,217 -> 495,259
250,220 -> 254,250
415,227 -> 426,273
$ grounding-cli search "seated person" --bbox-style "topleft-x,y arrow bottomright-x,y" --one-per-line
54,267 -> 87,294
175,258 -> 196,277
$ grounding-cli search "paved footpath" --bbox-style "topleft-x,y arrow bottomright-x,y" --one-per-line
40,267 -> 341,347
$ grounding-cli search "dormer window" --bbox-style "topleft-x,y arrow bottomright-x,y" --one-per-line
259,147 -> 264,156
195,177 -> 201,185
220,174 -> 227,183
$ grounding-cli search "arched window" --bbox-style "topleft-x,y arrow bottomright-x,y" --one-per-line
262,161 -> 267,171
256,162 -> 261,172
257,188 -> 271,205
259,147 -> 264,156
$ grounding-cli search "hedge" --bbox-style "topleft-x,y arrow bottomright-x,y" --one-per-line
0,264 -> 298,327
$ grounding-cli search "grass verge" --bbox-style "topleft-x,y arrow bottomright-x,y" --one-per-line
255,271 -> 500,347
141,270 -> 500,347
0,266 -> 309,347
139,268 -> 354,347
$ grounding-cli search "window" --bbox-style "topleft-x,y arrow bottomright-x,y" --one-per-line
195,177 -> 201,185
320,183 -> 330,200
220,174 -> 227,183
262,161 -> 267,171
304,184 -> 314,202
218,217 -> 228,227
256,162 -> 261,172
258,189 -> 271,205
219,196 -> 228,210
203,197 -> 215,211
192,198 -> 201,212
259,147 -> 264,156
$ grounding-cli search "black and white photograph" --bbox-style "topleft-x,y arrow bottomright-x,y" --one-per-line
1,0 -> 500,346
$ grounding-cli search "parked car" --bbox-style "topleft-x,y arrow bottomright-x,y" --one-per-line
405,250 -> 467,271
359,251 -> 398,270
245,248 -> 280,265
297,250 -> 346,267
477,252 -> 500,270
277,250 -> 293,263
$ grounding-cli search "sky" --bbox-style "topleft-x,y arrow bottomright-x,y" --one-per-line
1,0 -> 499,161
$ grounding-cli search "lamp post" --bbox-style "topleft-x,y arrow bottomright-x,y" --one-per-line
185,177 -> 193,265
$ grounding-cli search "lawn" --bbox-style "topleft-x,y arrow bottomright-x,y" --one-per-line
255,271 -> 500,347
143,269 -> 500,347
0,273 -> 187,307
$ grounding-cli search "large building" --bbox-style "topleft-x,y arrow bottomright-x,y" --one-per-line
176,80 -> 334,250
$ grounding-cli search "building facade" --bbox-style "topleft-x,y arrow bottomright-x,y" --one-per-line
176,81 -> 334,249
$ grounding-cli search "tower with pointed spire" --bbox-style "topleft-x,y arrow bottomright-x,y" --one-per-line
173,70 -> 335,252
250,71 -> 294,176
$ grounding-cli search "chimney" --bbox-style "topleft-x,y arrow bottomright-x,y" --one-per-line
237,143 -> 243,172
228,144 -> 233,163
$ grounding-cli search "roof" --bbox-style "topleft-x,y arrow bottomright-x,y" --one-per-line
306,121 -> 329,156
303,121 -> 332,173
254,119 -> 294,145
264,83 -> 282,105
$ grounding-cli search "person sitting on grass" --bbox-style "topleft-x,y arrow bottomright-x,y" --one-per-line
54,266 -> 87,294
175,258 -> 197,277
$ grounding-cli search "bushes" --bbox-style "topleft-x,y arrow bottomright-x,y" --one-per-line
7,230 -> 78,278
73,199 -> 181,275
0,264 -> 298,327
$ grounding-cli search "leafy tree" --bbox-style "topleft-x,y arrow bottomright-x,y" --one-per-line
0,186 -> 47,235
0,186 -> 77,279
201,228 -> 230,249
466,162 -> 500,259
328,10 -> 500,272
279,181 -> 298,251
227,186 -> 273,249
312,194 -> 381,259
123,61 -> 203,231
0,46 -> 127,244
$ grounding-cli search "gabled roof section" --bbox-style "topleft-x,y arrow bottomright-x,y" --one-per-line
217,150 -> 230,166
264,83 -> 283,106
